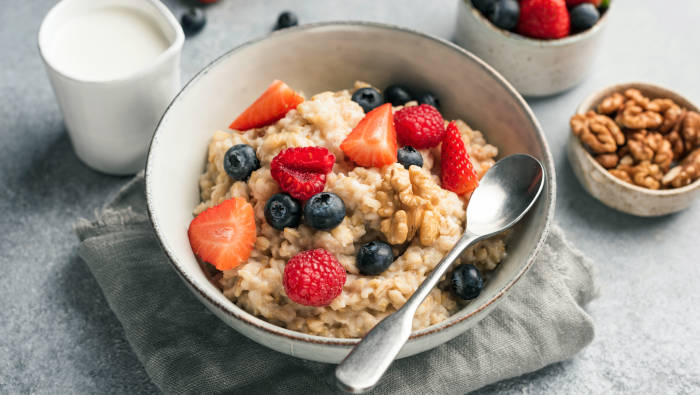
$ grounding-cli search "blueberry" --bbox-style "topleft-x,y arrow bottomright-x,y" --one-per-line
264,193 -> 302,230
472,0 -> 496,13
304,192 -> 346,230
485,0 -> 519,31
275,11 -> 298,30
417,92 -> 440,110
384,85 -> 413,106
352,87 -> 384,113
357,241 -> 394,275
181,8 -> 206,36
397,146 -> 424,169
570,4 -> 600,33
451,264 -> 484,300
223,144 -> 260,181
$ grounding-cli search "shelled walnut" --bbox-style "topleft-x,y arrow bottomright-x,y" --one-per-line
571,88 -> 700,190
378,165 -> 443,246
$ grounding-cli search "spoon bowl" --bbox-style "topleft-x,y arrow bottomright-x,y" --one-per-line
336,154 -> 546,393
468,154 -> 545,236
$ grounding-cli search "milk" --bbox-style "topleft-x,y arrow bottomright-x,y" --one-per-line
48,6 -> 169,80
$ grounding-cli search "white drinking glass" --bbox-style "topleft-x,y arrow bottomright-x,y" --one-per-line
39,0 -> 184,175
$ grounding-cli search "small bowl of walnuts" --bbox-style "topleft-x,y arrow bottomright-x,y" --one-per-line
567,82 -> 700,216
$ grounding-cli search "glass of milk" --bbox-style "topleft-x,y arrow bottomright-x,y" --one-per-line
39,0 -> 184,175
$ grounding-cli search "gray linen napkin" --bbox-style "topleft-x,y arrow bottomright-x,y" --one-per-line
75,174 -> 597,394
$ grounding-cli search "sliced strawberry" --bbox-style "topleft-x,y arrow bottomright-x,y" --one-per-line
187,197 -> 256,271
441,122 -> 479,195
270,146 -> 336,200
340,103 -> 397,168
229,80 -> 304,131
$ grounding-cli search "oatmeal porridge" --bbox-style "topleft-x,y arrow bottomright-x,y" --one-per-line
189,81 -> 506,338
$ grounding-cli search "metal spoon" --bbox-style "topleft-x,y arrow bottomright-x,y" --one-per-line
335,154 -> 545,393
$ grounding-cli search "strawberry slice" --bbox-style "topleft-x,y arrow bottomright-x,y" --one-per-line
229,80 -> 304,131
270,146 -> 336,201
187,197 -> 256,271
340,103 -> 397,168
441,121 -> 479,195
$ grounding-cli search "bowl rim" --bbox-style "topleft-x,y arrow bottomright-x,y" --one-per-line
463,0 -> 613,47
145,21 -> 556,347
573,81 -> 700,196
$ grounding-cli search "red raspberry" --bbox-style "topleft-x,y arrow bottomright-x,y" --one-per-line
283,249 -> 346,306
270,146 -> 335,201
394,104 -> 446,149
441,122 -> 479,195
518,0 -> 571,40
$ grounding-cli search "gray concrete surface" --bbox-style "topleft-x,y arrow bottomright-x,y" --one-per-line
1,0 -> 698,393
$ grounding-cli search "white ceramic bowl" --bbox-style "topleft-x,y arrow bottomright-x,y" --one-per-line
455,0 -> 612,97
568,82 -> 700,216
145,22 -> 555,363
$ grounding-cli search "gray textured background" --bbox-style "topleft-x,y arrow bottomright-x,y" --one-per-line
1,0 -> 699,393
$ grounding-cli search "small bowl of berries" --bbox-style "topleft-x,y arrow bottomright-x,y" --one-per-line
456,0 -> 612,97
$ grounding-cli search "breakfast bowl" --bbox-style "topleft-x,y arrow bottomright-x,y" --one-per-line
145,22 -> 555,363
455,0 -> 613,97
567,82 -> 700,216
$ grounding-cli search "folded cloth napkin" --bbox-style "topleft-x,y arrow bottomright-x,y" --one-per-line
75,174 -> 598,395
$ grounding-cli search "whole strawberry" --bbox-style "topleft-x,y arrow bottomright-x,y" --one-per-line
283,249 -> 346,306
517,0 -> 571,39
271,146 -> 335,201
441,122 -> 479,195
394,104 -> 446,149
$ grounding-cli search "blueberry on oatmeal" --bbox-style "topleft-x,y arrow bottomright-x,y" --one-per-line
264,193 -> 301,230
417,92 -> 440,110
397,146 -> 424,169
451,264 -> 484,300
384,84 -> 413,106
223,144 -> 260,181
351,87 -> 384,113
357,241 -> 394,275
304,192 -> 346,230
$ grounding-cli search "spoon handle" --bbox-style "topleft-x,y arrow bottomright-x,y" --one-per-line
335,231 -> 482,393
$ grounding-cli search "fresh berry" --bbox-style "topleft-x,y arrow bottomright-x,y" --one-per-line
229,80 -> 304,131
566,0 -> 602,7
570,3 -> 600,32
187,197 -> 256,271
484,0 -> 520,30
181,8 -> 206,36
264,193 -> 301,230
352,87 -> 384,113
340,103 -> 397,167
440,121 -> 479,195
451,264 -> 484,300
223,144 -> 260,181
417,92 -> 440,110
472,0 -> 496,13
384,85 -> 413,106
394,104 -> 445,149
517,0 -> 570,39
274,11 -> 298,30
397,146 -> 424,169
270,146 -> 335,201
283,249 -> 346,306
356,241 -> 394,275
304,192 -> 346,230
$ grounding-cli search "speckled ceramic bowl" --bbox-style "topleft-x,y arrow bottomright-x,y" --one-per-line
145,22 -> 555,363
455,0 -> 613,97
568,82 -> 700,216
